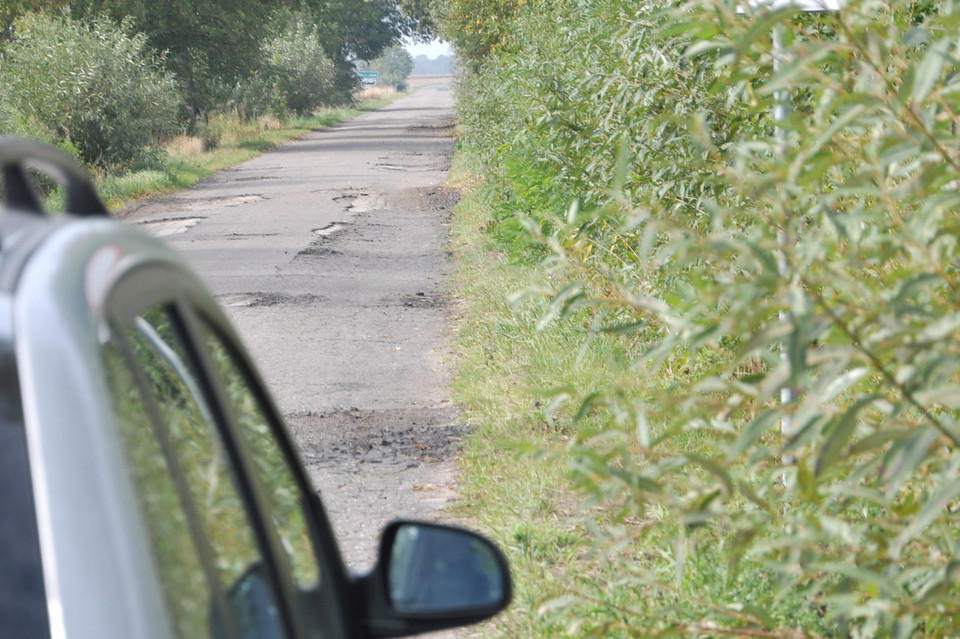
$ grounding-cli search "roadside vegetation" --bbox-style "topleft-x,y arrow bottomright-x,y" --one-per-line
442,0 -> 960,636
33,92 -> 403,212
96,101 -> 382,211
0,1 -> 422,197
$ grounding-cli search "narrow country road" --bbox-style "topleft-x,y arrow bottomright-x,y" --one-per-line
119,81 -> 467,576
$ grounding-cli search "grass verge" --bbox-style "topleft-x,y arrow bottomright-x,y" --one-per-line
446,153 -> 637,637
446,157 -> 842,637
96,88 -> 406,212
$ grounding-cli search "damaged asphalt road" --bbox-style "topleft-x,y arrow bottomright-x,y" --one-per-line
119,82 -> 468,574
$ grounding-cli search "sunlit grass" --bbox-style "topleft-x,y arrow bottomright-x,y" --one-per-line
445,147 -> 843,637
447,153 -> 646,637
353,85 -> 401,110
98,92 -> 406,211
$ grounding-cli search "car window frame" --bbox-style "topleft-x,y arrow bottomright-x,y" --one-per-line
101,262 -> 350,639
106,317 -> 236,638
178,297 -> 355,639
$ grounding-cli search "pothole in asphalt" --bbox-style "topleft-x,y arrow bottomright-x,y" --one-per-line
333,193 -> 366,207
351,194 -> 382,213
227,176 -> 278,183
179,193 -> 265,210
297,246 -> 342,258
218,292 -> 325,307
138,216 -> 204,237
332,191 -> 380,214
419,186 -> 461,211
406,121 -> 456,134
296,222 -> 350,259
313,222 -> 348,237
390,186 -> 461,215
397,292 -> 447,309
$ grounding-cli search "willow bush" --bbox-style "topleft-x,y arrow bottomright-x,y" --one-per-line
454,0 -> 960,635
264,17 -> 335,116
0,12 -> 180,171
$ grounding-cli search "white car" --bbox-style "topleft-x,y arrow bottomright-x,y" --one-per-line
0,138 -> 510,639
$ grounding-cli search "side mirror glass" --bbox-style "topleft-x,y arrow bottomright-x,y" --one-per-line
386,522 -> 509,616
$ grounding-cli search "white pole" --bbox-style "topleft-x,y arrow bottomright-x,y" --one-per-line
737,0 -> 841,472
772,25 -> 795,447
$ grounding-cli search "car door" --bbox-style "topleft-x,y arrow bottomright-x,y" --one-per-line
99,261 -> 352,639
180,295 -> 355,639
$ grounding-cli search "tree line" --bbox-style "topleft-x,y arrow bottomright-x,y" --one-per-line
0,0 -> 431,171
411,54 -> 453,75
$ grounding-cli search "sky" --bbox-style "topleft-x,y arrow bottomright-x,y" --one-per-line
403,39 -> 453,59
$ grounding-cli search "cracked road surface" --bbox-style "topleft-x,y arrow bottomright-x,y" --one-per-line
119,82 -> 468,577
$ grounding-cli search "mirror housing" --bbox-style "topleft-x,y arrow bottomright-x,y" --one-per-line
355,521 -> 511,638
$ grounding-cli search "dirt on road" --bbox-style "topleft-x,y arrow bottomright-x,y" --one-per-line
119,82 -> 472,575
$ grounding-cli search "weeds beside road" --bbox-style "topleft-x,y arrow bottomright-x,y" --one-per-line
98,88 -> 400,212
448,155 -> 627,638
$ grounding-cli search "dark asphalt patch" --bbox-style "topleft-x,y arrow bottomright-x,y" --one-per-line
398,292 -> 447,309
218,292 -> 325,307
419,187 -> 460,211
296,246 -> 342,258
225,232 -> 279,240
288,407 -> 471,469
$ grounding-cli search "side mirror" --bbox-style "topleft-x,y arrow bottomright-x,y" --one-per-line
355,521 -> 511,638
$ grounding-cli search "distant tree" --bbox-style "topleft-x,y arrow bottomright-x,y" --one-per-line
299,0 -> 431,99
365,45 -> 414,88
265,17 -> 334,114
411,54 -> 453,75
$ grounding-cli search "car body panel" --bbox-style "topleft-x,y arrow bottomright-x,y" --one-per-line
14,220 -> 194,639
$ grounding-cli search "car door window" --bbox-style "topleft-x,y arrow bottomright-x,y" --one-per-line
195,317 -> 320,589
103,339 -> 214,638
128,310 -> 264,588
105,305 -> 288,639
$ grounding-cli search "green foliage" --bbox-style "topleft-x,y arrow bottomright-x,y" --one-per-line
206,72 -> 282,123
301,0 -> 429,99
450,0 -> 960,634
70,0 -> 287,114
437,0 -> 523,69
68,0 -> 429,110
0,12 -> 180,171
305,0 -> 422,61
0,0 -> 67,35
0,0 -> 428,174
264,17 -> 335,115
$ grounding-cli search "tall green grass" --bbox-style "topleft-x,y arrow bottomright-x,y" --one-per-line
449,154 -> 652,637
